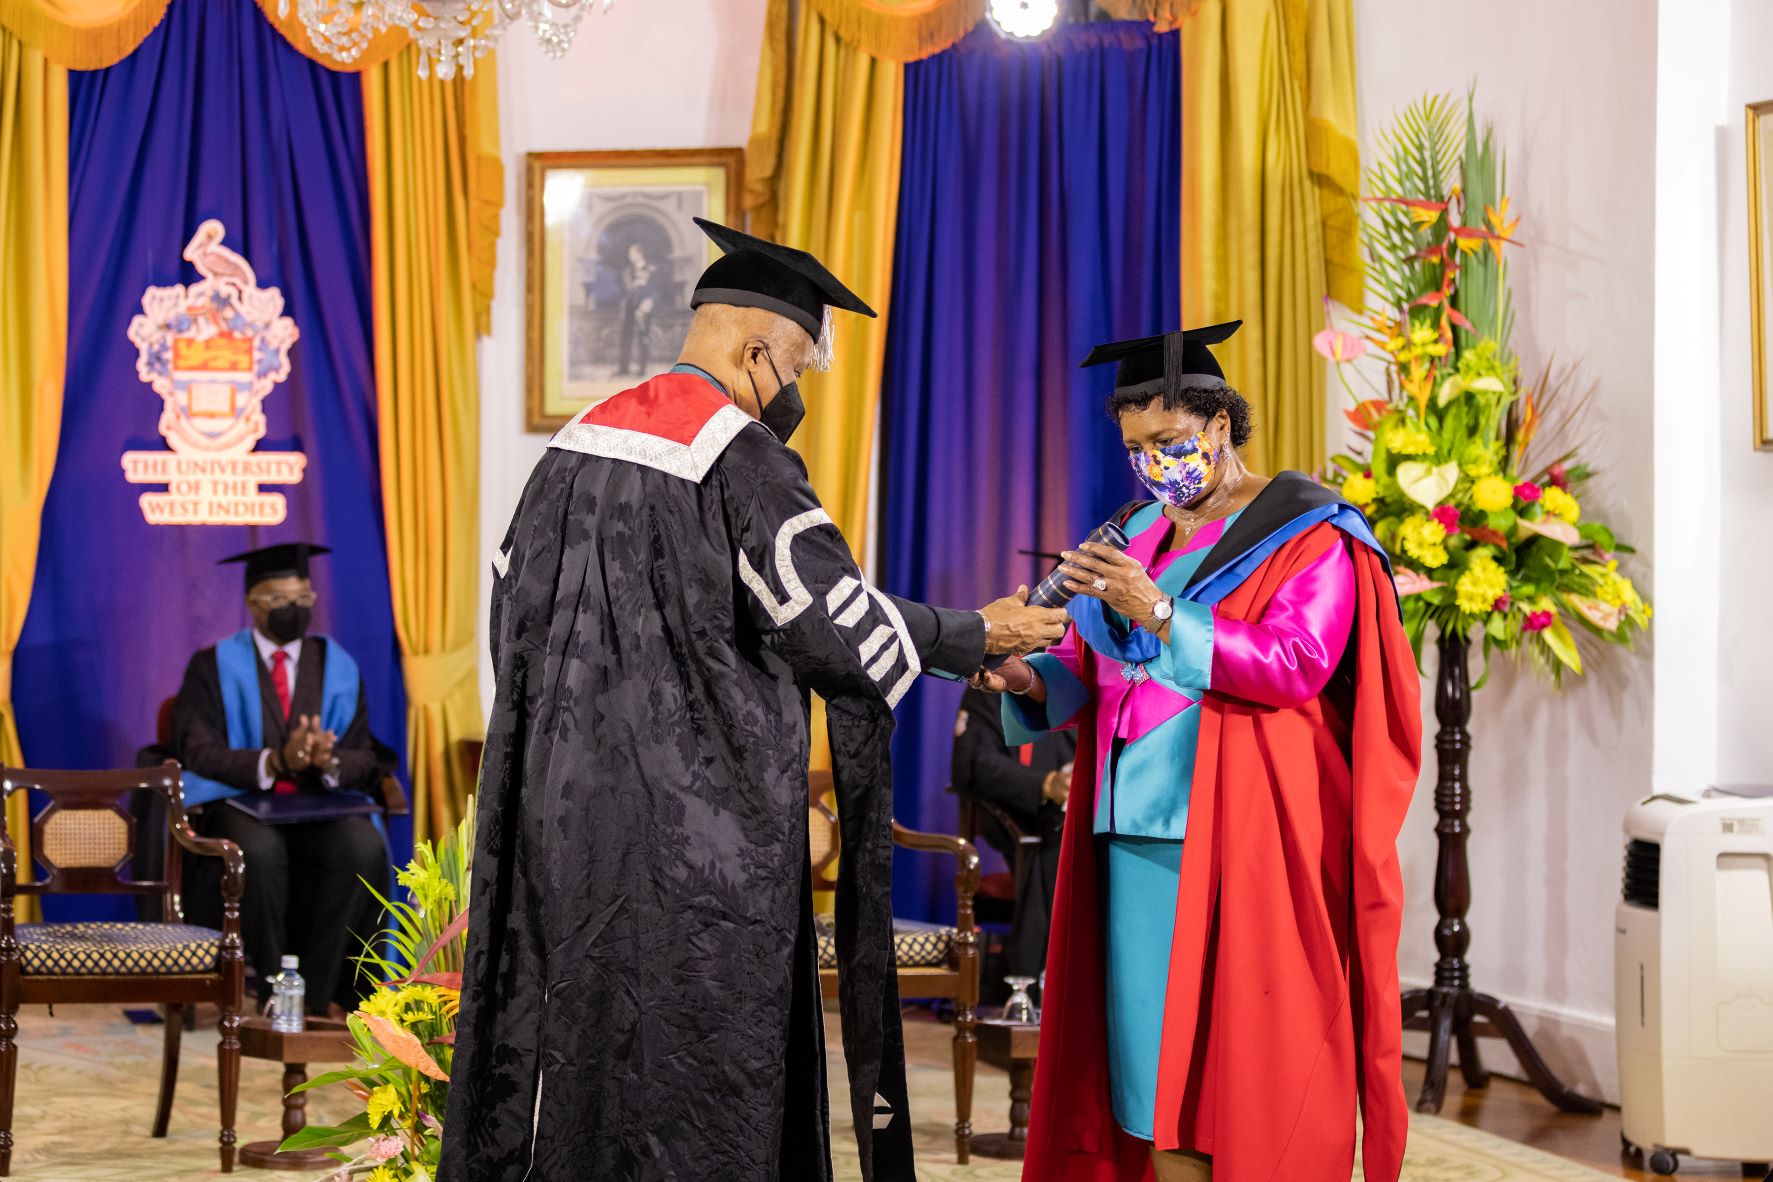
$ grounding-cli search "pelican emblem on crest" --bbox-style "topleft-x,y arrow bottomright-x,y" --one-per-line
121,220 -> 308,526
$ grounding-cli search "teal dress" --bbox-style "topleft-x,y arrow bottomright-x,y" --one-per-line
1004,509 -> 1237,1139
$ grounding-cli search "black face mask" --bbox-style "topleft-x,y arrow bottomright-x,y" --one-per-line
264,603 -> 311,646
748,350 -> 805,445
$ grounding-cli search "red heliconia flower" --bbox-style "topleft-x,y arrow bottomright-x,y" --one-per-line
1431,504 -> 1461,533
1514,481 -> 1542,503
1345,399 -> 1390,431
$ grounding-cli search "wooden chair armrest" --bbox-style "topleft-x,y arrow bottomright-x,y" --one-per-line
0,826 -> 15,939
378,773 -> 410,818
171,824 -> 245,904
891,822 -> 981,932
965,797 -> 1031,844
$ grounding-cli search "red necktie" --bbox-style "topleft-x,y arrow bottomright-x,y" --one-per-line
271,650 -> 297,794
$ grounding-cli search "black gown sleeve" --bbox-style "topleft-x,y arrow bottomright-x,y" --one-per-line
885,596 -> 986,679
729,467 -> 974,705
171,651 -> 264,792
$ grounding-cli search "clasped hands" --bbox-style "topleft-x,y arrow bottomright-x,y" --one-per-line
273,714 -> 338,778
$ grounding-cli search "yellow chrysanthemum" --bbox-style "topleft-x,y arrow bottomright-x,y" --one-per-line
366,1085 -> 403,1130
1397,515 -> 1449,570
1384,424 -> 1436,456
366,1167 -> 400,1182
1340,473 -> 1377,504
1470,475 -> 1514,513
1596,560 -> 1638,608
399,984 -> 447,1011
1455,553 -> 1510,615
1541,485 -> 1580,523
359,989 -> 406,1025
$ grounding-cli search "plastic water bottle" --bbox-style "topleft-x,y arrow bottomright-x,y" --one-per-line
268,955 -> 305,1033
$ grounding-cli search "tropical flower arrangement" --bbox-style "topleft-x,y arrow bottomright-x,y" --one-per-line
1320,93 -> 1650,682
279,800 -> 474,1181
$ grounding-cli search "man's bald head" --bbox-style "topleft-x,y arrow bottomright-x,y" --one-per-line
677,304 -> 817,421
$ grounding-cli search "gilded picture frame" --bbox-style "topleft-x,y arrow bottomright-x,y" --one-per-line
524,148 -> 746,432
1746,100 -> 1773,449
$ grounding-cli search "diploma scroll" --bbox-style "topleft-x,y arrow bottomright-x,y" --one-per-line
984,519 -> 1131,670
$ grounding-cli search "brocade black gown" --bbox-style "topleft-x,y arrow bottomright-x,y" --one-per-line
441,374 -> 984,1182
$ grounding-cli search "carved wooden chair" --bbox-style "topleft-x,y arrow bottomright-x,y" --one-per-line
954,788 -> 1043,924
808,771 -> 982,1163
0,765 -> 246,1175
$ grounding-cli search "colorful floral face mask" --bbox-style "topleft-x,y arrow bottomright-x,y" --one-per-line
1129,432 -> 1221,508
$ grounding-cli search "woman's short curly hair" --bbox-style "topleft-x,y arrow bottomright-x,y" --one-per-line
1107,381 -> 1255,448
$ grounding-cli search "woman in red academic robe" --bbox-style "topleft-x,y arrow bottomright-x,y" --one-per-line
972,323 -> 1422,1182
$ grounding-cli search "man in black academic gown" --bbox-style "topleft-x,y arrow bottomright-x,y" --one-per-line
443,220 -> 1068,1182
172,543 -> 391,1015
951,685 -> 1074,988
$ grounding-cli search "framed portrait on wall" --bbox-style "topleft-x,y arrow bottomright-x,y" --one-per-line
1746,101 -> 1773,449
525,148 -> 745,432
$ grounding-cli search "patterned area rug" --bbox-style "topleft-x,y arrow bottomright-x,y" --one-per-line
2,1006 -> 1616,1181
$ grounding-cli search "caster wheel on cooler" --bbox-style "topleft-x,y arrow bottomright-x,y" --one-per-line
1649,1149 -> 1680,1176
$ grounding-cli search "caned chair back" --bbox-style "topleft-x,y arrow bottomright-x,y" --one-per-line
807,770 -> 840,892
0,765 -> 188,904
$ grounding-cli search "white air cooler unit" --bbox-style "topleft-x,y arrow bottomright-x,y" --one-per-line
1616,788 -> 1773,1174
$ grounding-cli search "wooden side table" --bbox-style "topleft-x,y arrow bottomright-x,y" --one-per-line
973,1017 -> 1040,1159
237,1016 -> 358,1170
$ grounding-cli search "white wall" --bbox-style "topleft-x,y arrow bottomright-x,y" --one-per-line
1354,0 -> 1660,1102
1717,1 -> 1773,784
476,0 -> 769,704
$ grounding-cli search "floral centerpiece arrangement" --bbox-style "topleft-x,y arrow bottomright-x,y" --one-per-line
1321,93 -> 1650,681
279,800 -> 474,1182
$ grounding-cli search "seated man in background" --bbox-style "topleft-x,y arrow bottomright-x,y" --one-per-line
171,543 -> 391,1016
952,684 -> 1074,986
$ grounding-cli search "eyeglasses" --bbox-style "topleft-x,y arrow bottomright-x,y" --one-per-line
251,592 -> 317,610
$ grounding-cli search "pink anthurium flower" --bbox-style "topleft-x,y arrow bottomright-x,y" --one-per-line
1314,298 -> 1368,363
1393,568 -> 1445,596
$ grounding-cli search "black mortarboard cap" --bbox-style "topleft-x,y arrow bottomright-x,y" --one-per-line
690,218 -> 877,340
219,543 -> 330,591
1079,320 -> 1243,396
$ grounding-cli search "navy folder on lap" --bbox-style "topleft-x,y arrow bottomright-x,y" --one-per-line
222,792 -> 379,825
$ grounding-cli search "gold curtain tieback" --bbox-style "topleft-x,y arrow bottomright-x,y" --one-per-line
401,645 -> 477,707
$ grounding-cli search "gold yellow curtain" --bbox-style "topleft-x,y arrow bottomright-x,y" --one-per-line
1180,0 -> 1359,475
749,2 -> 903,557
746,0 -> 904,770
0,0 -> 410,70
363,49 -> 500,840
800,0 -> 981,62
1098,0 -> 1189,30
1304,0 -> 1360,309
0,27 -> 66,918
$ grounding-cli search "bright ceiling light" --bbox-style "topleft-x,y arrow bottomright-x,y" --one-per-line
987,0 -> 1059,39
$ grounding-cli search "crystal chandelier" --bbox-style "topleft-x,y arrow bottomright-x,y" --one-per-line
279,0 -> 613,80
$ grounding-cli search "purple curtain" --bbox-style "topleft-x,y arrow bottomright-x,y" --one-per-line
881,23 -> 1180,922
14,0 -> 407,916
